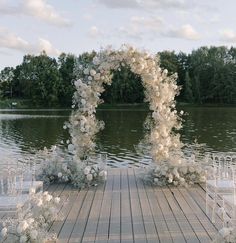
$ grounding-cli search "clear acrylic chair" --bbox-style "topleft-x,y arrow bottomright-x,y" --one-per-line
222,174 -> 236,229
0,163 -> 30,219
206,154 -> 235,223
16,158 -> 43,193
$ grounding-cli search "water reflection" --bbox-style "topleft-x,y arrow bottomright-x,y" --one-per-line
0,107 -> 236,167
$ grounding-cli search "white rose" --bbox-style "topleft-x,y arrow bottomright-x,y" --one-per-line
68,144 -> 74,152
94,73 -> 101,80
90,69 -> 96,76
20,235 -> 28,243
58,172 -> 62,178
84,166 -> 91,175
45,194 -> 53,202
154,178 -> 159,183
168,178 -> 173,183
27,218 -> 34,224
81,99 -> 86,105
1,227 -> 7,237
54,197 -> 60,204
43,191 -> 49,196
86,173 -> 93,181
188,166 -> 195,173
173,181 -> 178,186
30,229 -> 38,240
29,187 -> 36,194
37,199 -> 43,207
83,68 -> 89,75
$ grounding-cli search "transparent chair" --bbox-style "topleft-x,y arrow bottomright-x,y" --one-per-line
206,154 -> 235,223
16,159 -> 43,194
0,163 -> 30,218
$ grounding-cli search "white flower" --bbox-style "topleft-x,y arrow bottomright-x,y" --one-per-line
90,69 -> 96,76
54,197 -> 60,204
30,229 -> 38,240
37,199 -> 43,207
27,218 -> 34,224
168,178 -> 173,183
180,110 -> 184,115
68,143 -> 74,152
94,73 -> 101,80
20,235 -> 28,243
173,181 -> 178,186
84,166 -> 91,175
86,173 -> 93,181
219,227 -> 232,238
154,178 -> 159,183
29,187 -> 36,194
83,68 -> 89,75
1,227 -> 7,237
58,172 -> 63,178
45,194 -> 53,202
188,166 -> 195,173
17,221 -> 28,233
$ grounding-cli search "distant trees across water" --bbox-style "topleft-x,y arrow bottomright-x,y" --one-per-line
0,46 -> 236,107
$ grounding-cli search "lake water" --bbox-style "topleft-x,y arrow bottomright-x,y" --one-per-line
0,107 -> 235,167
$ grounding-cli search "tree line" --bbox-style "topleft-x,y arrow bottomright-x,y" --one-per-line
0,46 -> 236,107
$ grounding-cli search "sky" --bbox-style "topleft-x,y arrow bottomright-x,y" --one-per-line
0,0 -> 236,69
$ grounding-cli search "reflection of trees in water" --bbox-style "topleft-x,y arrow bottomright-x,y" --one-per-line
0,117 -> 69,152
95,110 -> 149,153
181,107 -> 236,152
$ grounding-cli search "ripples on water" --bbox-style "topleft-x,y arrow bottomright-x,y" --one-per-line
0,107 -> 235,167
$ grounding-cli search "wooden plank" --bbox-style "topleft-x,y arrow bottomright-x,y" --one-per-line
68,187 -> 96,243
162,188 -> 198,243
57,190 -> 87,243
108,169 -> 121,243
94,170 -> 114,243
81,183 -> 105,243
188,186 -> 222,230
170,187 -> 211,243
153,186 -> 186,243
134,169 -> 160,243
143,183 -> 173,243
120,169 -> 134,243
179,187 -> 218,241
49,185 -> 77,237
127,169 -> 147,243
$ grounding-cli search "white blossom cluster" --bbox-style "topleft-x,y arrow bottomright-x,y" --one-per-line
0,190 -> 60,243
70,45 -> 183,166
68,44 -> 205,186
38,146 -> 107,188
144,162 -> 206,187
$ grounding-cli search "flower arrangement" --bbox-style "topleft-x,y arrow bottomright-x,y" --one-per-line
37,146 -> 107,189
0,190 -> 60,243
213,227 -> 236,243
143,162 -> 206,187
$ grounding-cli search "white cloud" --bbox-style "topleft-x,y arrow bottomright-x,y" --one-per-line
220,29 -> 236,43
0,0 -> 71,27
87,26 -> 103,38
118,16 -> 163,40
97,0 -> 186,9
165,24 -> 201,40
0,26 -> 60,55
0,26 -> 29,52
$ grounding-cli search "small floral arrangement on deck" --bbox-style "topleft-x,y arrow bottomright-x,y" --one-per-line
37,146 -> 107,189
142,163 -> 206,187
0,190 -> 61,243
213,227 -> 236,243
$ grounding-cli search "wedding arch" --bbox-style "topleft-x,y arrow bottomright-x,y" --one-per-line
62,44 -> 206,186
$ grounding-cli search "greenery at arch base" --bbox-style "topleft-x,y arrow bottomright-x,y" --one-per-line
39,44 -> 206,188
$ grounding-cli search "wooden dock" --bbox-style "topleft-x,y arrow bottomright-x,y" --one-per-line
47,168 -> 220,243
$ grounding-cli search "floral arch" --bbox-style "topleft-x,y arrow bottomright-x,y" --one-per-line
62,45 -> 206,187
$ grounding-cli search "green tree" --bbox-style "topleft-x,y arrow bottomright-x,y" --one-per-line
184,71 -> 193,102
0,67 -> 14,98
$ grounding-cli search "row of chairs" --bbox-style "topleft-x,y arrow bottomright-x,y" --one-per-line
206,154 -> 236,228
0,160 -> 43,218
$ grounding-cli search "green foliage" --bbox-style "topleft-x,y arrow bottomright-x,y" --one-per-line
0,46 -> 236,107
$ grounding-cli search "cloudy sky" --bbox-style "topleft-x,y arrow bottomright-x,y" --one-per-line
0,0 -> 235,69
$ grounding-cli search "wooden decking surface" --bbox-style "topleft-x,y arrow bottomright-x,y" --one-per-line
47,168 -> 219,243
